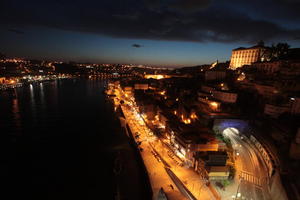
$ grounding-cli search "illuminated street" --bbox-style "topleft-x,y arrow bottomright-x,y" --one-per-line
111,84 -> 217,200
121,99 -> 186,200
223,128 -> 271,200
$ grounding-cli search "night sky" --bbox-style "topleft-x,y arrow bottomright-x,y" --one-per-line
1,0 -> 300,67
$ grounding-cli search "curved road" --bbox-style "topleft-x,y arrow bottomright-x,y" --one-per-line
224,128 -> 271,200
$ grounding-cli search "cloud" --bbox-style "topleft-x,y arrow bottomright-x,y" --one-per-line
132,44 -> 143,48
169,0 -> 211,13
8,29 -> 24,34
0,0 -> 299,44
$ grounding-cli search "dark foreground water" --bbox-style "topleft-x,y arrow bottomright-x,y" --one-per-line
0,79 -> 150,200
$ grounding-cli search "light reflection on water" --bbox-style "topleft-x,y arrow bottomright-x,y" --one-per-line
40,83 -> 44,103
12,98 -> 21,136
0,79 -> 149,200
29,83 -> 37,125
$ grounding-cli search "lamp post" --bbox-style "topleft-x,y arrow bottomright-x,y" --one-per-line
233,176 -> 243,199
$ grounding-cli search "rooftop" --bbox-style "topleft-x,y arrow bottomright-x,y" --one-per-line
233,44 -> 265,51
172,123 -> 217,144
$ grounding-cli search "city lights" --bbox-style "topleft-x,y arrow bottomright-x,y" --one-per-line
159,90 -> 166,95
2,1 -> 298,200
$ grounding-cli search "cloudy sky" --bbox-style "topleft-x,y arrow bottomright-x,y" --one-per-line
0,0 -> 300,67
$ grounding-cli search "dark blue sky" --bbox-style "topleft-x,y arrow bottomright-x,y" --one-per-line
1,0 -> 300,67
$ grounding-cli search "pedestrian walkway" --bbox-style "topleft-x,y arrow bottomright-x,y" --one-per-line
239,171 -> 262,187
121,105 -> 186,200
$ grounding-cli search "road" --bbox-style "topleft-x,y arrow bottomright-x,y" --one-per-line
110,84 -> 216,200
223,128 -> 271,200
121,102 -> 188,200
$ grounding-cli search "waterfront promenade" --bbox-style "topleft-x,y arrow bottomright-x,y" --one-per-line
111,84 -> 217,200
121,104 -> 186,200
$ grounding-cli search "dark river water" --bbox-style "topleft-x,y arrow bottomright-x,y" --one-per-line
0,79 -> 150,200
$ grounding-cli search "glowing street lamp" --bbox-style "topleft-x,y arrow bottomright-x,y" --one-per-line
159,91 -> 166,95
190,113 -> 197,119
183,118 -> 191,124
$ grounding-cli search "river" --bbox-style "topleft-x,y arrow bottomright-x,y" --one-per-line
0,78 -> 150,200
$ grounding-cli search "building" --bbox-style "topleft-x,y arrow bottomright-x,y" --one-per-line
206,166 -> 230,180
229,45 -> 266,70
198,97 -> 221,112
254,61 -> 281,75
201,85 -> 214,94
263,97 -> 300,117
200,85 -> 238,104
0,77 -> 5,84
168,122 -> 222,166
158,111 -> 169,128
254,82 -> 278,99
264,104 -> 290,118
144,74 -> 170,80
134,83 -> 148,90
123,86 -> 133,94
205,151 -> 228,166
176,103 -> 197,124
211,90 -> 238,104
134,92 -> 157,120
194,151 -> 228,168
204,71 -> 226,81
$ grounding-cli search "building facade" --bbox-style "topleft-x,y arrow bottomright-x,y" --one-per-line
212,90 -> 238,103
254,61 -> 281,75
229,45 -> 266,70
134,83 -> 148,90
264,104 -> 290,118
204,71 -> 226,81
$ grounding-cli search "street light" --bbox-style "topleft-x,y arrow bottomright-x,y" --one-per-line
233,177 -> 243,199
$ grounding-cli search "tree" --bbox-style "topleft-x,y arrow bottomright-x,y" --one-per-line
222,179 -> 230,188
270,42 -> 290,61
229,166 -> 236,180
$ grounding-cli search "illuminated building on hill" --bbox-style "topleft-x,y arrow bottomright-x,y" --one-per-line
229,45 -> 266,70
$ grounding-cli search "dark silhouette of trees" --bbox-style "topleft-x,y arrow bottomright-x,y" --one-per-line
270,42 -> 290,61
